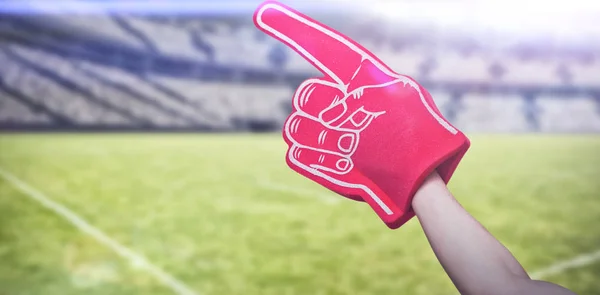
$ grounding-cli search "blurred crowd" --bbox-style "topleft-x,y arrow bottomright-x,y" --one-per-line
0,14 -> 599,132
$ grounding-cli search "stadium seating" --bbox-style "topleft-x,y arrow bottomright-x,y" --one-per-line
10,45 -> 193,127
499,57 -> 565,86
453,93 -> 531,133
429,52 -> 493,83
200,25 -> 276,69
0,47 -> 132,125
569,59 -> 600,88
118,17 -> 210,61
34,15 -> 148,50
75,60 -> 215,126
152,76 -> 292,128
0,15 -> 598,133
371,45 -> 424,78
537,95 -> 600,133
0,89 -> 53,124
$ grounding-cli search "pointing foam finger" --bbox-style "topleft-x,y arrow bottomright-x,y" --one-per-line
253,1 -> 366,85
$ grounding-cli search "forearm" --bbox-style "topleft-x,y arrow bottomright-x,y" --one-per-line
411,172 -> 576,295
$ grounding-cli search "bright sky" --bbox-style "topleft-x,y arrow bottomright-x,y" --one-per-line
355,0 -> 600,38
3,0 -> 599,39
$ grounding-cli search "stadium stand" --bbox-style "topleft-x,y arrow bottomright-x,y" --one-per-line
500,56 -> 565,86
0,47 -> 134,126
428,52 -> 493,83
569,59 -> 600,88
7,44 -> 183,127
76,61 -> 216,125
20,15 -> 149,51
119,17 -> 210,61
537,95 -> 600,133
153,76 -> 292,129
0,13 -> 598,133
371,46 -> 425,79
453,94 -> 531,133
0,88 -> 53,124
199,24 -> 276,69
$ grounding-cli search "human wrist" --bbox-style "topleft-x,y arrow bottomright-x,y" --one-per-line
411,170 -> 452,211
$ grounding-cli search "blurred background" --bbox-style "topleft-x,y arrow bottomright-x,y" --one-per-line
0,0 -> 598,295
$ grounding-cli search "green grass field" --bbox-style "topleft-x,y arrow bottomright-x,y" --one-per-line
0,134 -> 599,295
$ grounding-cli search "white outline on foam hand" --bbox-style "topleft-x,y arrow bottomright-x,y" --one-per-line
256,3 -> 458,216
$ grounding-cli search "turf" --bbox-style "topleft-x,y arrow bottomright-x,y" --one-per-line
0,134 -> 599,295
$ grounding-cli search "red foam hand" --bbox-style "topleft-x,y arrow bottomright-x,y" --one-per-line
254,1 -> 470,229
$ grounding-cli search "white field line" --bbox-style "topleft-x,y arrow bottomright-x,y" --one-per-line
476,171 -> 600,280
530,248 -> 600,280
0,167 -> 199,295
257,176 -> 340,204
259,166 -> 599,281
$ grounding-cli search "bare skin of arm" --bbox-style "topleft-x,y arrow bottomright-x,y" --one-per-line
411,171 -> 577,295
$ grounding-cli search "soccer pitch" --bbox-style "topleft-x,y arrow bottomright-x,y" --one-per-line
0,133 -> 598,295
